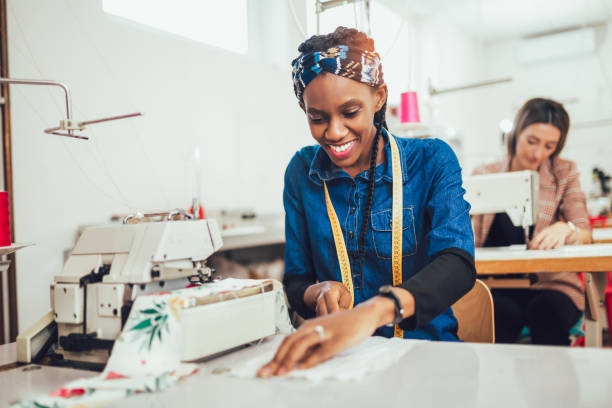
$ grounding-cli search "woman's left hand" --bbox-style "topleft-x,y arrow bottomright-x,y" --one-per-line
529,222 -> 573,250
257,303 -> 380,378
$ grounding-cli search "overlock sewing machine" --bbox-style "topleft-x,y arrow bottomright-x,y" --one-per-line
16,214 -> 277,367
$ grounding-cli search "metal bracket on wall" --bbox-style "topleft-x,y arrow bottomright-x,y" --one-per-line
0,77 -> 141,140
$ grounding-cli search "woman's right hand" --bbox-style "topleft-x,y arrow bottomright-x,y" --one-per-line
303,281 -> 352,316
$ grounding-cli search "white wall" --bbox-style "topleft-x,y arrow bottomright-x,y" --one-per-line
457,24 -> 612,188
413,16 -> 487,159
8,0 -> 311,330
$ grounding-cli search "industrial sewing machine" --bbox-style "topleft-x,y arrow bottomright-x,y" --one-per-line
463,170 -> 539,242
16,215 -> 277,367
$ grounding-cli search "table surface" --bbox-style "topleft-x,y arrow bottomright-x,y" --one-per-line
474,244 -> 612,274
475,243 -> 612,261
2,339 -> 612,408
220,226 -> 284,251
0,342 -> 15,366
593,228 -> 612,240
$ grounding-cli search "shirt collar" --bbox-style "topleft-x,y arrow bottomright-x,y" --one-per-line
308,128 -> 408,185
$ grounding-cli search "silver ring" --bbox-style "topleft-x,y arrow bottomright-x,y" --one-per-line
314,325 -> 325,342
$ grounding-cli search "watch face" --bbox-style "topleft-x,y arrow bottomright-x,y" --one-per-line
379,285 -> 393,294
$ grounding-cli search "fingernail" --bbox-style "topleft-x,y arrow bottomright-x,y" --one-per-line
278,367 -> 288,375
258,367 -> 271,377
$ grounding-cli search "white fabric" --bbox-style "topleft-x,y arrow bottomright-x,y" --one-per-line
227,335 -> 419,383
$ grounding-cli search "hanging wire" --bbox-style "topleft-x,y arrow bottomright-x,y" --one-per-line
381,19 -> 406,58
6,0 -> 139,209
63,0 -> 173,209
288,0 -> 307,39
6,0 -> 65,117
7,84 -> 137,209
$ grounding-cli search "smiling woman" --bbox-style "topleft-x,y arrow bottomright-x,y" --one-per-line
257,27 -> 477,378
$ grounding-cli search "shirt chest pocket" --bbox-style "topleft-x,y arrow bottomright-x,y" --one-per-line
370,207 -> 417,259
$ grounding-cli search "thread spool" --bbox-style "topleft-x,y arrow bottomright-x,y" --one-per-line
400,91 -> 420,123
0,192 -> 10,246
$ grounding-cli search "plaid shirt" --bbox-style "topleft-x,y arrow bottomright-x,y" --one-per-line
471,156 -> 591,310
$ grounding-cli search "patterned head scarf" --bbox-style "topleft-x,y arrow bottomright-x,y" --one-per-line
292,45 -> 384,102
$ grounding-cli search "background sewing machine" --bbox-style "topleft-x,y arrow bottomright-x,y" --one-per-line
463,170 -> 539,243
463,170 -> 539,288
16,215 -> 277,368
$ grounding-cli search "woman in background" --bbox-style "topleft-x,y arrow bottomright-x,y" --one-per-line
472,98 -> 593,345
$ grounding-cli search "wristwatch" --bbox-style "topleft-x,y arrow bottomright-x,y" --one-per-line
376,285 -> 404,327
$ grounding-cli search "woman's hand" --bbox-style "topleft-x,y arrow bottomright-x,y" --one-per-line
303,281 -> 352,316
257,300 -> 382,378
529,222 -> 574,250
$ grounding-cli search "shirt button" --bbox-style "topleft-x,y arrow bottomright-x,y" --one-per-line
350,208 -> 355,215
348,231 -> 353,239
354,192 -> 359,199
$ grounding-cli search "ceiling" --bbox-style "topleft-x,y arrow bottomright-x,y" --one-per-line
380,0 -> 612,41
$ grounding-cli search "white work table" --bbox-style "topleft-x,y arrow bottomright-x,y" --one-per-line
593,228 -> 612,243
2,339 -> 612,408
475,243 -> 612,272
475,243 -> 612,347
220,225 -> 285,251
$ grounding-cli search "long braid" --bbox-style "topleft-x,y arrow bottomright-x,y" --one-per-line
357,102 -> 387,282
294,26 -> 388,289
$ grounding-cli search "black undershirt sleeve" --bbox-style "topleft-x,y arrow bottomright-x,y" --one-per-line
284,274 -> 316,319
397,247 -> 476,331
284,247 -> 475,328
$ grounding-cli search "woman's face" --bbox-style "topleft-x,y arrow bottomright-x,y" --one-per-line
513,123 -> 561,171
301,72 -> 386,177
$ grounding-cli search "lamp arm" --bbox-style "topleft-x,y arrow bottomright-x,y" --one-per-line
0,78 -> 72,120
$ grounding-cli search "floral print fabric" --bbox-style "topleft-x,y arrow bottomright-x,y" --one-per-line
15,278 -> 292,407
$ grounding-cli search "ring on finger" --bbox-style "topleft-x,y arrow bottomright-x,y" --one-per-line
314,325 -> 325,342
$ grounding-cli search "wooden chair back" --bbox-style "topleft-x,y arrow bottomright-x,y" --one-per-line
452,279 -> 495,343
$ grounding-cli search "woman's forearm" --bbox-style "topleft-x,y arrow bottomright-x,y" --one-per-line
563,222 -> 593,245
359,287 -> 416,328
576,227 -> 593,244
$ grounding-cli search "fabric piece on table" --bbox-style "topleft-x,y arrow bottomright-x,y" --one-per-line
226,335 -> 420,383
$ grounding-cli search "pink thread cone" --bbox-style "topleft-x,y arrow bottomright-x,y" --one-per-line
400,91 -> 420,123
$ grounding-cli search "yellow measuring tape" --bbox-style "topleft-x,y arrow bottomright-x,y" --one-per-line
323,131 -> 404,337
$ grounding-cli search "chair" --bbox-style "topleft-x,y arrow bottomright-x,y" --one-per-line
452,279 -> 495,343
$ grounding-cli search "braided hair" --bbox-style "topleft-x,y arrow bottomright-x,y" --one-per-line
295,27 -> 388,284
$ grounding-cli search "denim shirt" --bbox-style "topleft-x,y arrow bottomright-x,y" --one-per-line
283,131 -> 474,340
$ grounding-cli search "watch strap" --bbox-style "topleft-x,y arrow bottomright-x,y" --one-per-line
377,287 -> 404,326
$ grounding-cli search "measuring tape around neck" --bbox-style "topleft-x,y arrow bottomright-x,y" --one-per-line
323,130 -> 404,337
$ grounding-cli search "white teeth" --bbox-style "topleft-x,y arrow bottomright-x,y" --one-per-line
330,141 -> 354,153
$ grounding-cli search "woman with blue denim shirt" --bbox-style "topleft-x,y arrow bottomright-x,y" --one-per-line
258,27 -> 475,378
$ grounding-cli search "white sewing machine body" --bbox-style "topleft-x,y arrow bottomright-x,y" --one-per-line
463,170 -> 539,235
45,220 -> 221,364
17,218 -> 277,366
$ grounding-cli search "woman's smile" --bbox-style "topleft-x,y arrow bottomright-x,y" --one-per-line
326,139 -> 357,160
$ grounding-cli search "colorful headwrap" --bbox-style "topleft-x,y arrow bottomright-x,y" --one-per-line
292,45 -> 384,102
